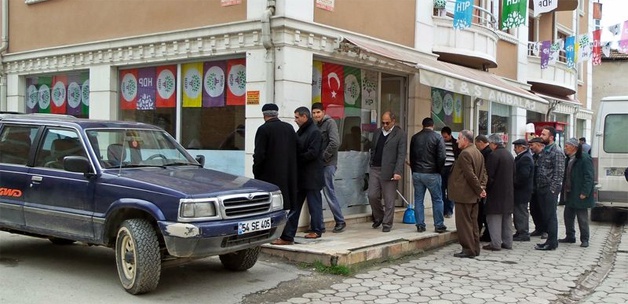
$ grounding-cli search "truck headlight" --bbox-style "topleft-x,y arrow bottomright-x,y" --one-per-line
179,198 -> 218,219
270,191 -> 283,211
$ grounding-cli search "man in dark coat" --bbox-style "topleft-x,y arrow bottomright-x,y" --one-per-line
474,135 -> 492,242
512,139 -> 534,242
272,106 -> 324,245
483,134 -> 515,251
253,103 -> 298,211
368,111 -> 407,232
449,130 -> 487,258
559,138 -> 595,248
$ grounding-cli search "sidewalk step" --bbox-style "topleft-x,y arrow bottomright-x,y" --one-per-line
261,208 -> 458,267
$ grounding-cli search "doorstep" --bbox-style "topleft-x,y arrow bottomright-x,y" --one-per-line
261,208 -> 458,266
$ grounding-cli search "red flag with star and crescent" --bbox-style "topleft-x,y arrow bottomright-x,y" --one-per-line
321,62 -> 344,118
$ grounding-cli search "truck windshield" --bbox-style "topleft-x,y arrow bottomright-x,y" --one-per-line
86,128 -> 198,169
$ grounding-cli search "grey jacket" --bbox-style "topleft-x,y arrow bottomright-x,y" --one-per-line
317,115 -> 339,166
535,143 -> 565,194
369,126 -> 407,180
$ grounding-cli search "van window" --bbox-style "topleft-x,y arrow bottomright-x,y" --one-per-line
603,114 -> 628,153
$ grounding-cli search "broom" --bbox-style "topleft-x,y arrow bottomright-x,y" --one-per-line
396,190 -> 416,224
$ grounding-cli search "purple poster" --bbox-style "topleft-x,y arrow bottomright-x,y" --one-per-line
137,67 -> 156,110
66,73 -> 83,116
203,61 -> 226,107
540,40 -> 551,70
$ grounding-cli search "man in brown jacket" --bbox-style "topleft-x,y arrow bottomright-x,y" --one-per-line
448,130 -> 487,258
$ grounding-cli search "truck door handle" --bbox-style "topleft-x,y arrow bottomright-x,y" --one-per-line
31,176 -> 43,182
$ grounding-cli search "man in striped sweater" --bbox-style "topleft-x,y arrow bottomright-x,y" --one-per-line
441,126 -> 460,218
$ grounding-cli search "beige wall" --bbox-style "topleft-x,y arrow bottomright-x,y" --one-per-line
314,0 -> 415,47
538,14 -> 554,41
7,0 -> 247,53
591,60 -> 628,129
556,10 -> 573,31
492,40 -> 517,80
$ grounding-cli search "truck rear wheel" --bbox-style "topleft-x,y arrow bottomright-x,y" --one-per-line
115,219 -> 161,294
219,246 -> 260,271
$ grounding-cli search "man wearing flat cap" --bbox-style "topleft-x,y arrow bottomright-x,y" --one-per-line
558,138 -> 594,248
512,139 -> 534,242
253,104 -> 298,243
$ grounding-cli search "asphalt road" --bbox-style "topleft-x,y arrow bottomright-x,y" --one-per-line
0,232 -> 308,304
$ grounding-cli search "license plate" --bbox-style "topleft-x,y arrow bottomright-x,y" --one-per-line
238,217 -> 271,235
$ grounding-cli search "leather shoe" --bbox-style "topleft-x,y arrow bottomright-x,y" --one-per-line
513,235 -> 530,242
332,223 -> 346,233
530,230 -> 543,237
304,232 -> 321,239
482,245 -> 501,251
453,252 -> 475,258
270,238 -> 294,245
435,226 -> 448,233
416,226 -> 426,232
580,241 -> 589,248
501,244 -> 512,250
534,243 -> 556,250
558,237 -> 576,243
372,220 -> 382,229
382,226 -> 391,232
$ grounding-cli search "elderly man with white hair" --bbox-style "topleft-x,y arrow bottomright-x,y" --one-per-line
482,134 -> 515,251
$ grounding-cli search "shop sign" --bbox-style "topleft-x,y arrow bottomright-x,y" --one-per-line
246,91 -> 260,105
316,0 -> 335,12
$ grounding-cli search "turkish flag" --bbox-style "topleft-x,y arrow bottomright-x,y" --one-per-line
50,75 -> 67,114
321,63 -> 344,112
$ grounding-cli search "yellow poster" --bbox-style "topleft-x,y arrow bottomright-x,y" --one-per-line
182,62 -> 203,107
312,61 -> 322,104
453,93 -> 463,123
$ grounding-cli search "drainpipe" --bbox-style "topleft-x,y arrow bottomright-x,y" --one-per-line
261,0 -> 275,105
0,0 -> 9,111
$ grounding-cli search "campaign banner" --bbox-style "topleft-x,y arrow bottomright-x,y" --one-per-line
137,67 -> 156,110
361,69 -> 378,111
120,69 -> 139,110
501,0 -> 527,30
203,61 -> 226,107
226,59 -> 246,106
37,76 -> 53,114
312,61 -> 323,104
344,66 -> 361,109
182,62 -> 203,107
156,65 -> 176,108
540,40 -> 551,69
453,0 -> 473,30
66,73 -> 82,116
533,0 -> 558,17
26,78 -> 39,113
592,29 -> 602,66
80,73 -> 90,116
50,75 -> 67,114
565,36 -> 576,68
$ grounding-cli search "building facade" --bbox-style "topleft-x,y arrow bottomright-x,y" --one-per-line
0,0 -> 593,215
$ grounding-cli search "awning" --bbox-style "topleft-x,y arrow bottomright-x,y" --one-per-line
339,36 -> 549,113
533,92 -> 581,106
417,60 -> 549,113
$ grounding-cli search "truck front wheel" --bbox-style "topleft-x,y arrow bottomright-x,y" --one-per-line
115,219 -> 161,294
219,246 -> 260,271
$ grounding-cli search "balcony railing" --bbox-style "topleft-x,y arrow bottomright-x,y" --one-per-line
433,0 -> 497,31
527,41 -> 568,64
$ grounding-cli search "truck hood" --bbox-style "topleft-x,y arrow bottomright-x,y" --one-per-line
104,166 -> 279,197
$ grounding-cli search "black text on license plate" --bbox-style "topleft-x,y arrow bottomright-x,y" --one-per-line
238,217 -> 271,235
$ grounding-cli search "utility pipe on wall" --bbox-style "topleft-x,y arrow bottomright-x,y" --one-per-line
0,0 -> 9,111
261,0 -> 275,105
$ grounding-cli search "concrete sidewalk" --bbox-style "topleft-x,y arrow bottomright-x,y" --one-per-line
261,208 -> 458,266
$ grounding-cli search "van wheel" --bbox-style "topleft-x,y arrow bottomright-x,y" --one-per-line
591,206 -> 613,222
115,219 -> 161,294
48,237 -> 75,245
219,246 -> 260,271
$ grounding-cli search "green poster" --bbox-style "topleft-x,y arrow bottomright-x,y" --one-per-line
501,0 -> 527,30
344,66 -> 361,109
80,72 -> 90,117
37,76 -> 53,114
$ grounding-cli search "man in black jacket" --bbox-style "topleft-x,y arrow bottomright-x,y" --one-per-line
474,135 -> 492,242
410,117 -> 447,233
512,139 -> 534,241
271,106 -> 324,245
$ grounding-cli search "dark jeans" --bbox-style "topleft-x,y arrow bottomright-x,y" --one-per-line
478,198 -> 489,237
530,191 -> 544,233
513,202 -> 530,236
564,206 -> 590,242
537,190 -> 559,247
280,189 -> 323,242
441,166 -> 454,216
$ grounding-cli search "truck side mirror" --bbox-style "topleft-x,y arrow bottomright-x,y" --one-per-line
195,155 -> 205,167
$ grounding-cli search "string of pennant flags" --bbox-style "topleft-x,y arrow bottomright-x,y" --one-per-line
450,0 -> 628,69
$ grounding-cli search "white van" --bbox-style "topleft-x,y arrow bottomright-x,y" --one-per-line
591,96 -> 628,221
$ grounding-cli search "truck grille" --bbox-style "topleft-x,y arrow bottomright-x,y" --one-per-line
220,192 -> 272,218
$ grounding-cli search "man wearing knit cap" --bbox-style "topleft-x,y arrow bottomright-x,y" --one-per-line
253,103 -> 298,245
512,139 -> 534,241
559,138 -> 594,248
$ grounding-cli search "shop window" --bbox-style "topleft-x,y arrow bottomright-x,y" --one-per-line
25,72 -> 90,118
479,101 -> 510,140
431,88 -> 465,132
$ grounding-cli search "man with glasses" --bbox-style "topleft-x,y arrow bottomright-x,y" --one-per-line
448,130 -> 487,258
367,111 -> 407,232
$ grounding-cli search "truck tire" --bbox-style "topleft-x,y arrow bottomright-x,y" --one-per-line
590,206 -> 613,222
115,219 -> 161,294
219,246 -> 260,271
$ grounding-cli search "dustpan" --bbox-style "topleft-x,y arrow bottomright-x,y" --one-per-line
396,190 -> 416,224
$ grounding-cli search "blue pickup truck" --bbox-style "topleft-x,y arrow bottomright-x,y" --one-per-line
0,114 -> 286,294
